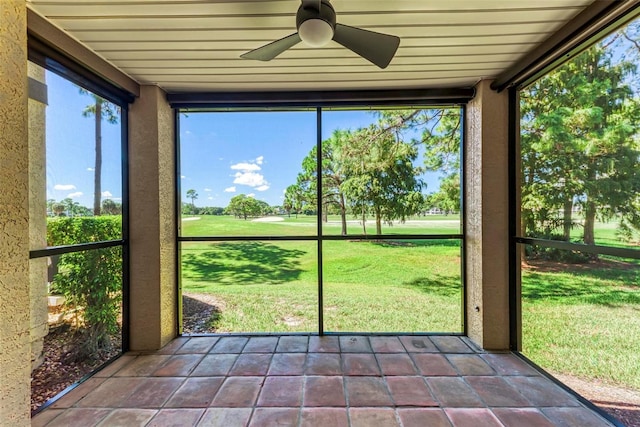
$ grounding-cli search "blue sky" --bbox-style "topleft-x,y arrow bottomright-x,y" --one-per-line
45,70 -> 449,210
180,110 -> 447,207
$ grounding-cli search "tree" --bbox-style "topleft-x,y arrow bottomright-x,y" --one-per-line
521,43 -> 640,248
80,90 -> 119,216
101,199 -> 122,215
186,189 -> 198,209
227,194 -> 262,219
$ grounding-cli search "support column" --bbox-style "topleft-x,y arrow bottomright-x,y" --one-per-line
0,1 -> 31,424
129,85 -> 177,351
465,79 -> 510,350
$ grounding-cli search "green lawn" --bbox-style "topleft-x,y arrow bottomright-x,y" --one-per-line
180,214 -> 640,390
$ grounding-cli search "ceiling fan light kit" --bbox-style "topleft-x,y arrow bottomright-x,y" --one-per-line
241,0 -> 400,69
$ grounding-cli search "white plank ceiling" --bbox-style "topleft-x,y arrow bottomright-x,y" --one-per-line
27,0 -> 595,93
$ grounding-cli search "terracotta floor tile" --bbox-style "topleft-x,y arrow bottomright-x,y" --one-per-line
446,354 -> 496,376
342,353 -> 381,376
480,353 -> 540,376
49,377 -> 107,408
300,408 -> 348,427
153,354 -> 204,376
369,336 -> 406,353
542,407 -> 611,427
399,336 -> 438,353
345,377 -> 393,406
197,408 -> 252,427
191,354 -> 238,376
115,355 -> 172,377
397,408 -> 452,427
349,408 -> 399,427
94,354 -> 137,377
228,353 -> 272,376
493,408 -> 556,427
164,377 -> 225,408
305,353 -> 342,375
339,336 -> 372,352
276,336 -> 309,353
76,377 -> 144,407
430,336 -> 473,353
376,353 -> 418,376
308,336 -> 340,352
411,353 -> 458,376
444,408 -> 503,427
466,376 -> 533,407
268,353 -> 306,376
96,408 -> 157,426
243,337 -> 278,353
210,337 -> 249,353
147,408 -> 205,427
387,376 -> 437,406
303,376 -> 346,407
426,377 -> 485,407
176,337 -> 220,354
155,337 -> 190,355
256,376 -> 304,407
249,408 -> 299,426
504,376 -> 581,407
211,377 -> 263,407
45,408 -> 111,427
121,377 -> 184,408
31,409 -> 65,427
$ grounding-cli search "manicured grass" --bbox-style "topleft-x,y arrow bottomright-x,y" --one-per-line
522,259 -> 640,390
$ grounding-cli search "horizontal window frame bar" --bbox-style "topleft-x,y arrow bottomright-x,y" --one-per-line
515,237 -> 640,260
180,234 -> 463,242
30,239 -> 125,259
167,88 -> 474,109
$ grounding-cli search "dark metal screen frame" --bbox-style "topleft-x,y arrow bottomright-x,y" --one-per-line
175,103 -> 466,336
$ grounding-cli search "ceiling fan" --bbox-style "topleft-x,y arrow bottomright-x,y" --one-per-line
240,0 -> 400,69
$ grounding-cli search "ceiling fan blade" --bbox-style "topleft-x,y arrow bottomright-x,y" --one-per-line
241,33 -> 301,61
332,23 -> 400,69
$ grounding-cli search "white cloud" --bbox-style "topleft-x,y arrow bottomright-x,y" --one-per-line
256,156 -> 264,165
247,193 -> 255,198
102,191 -> 113,198
224,186 -> 236,193
181,175 -> 186,179
256,185 -> 270,192
68,191 -> 83,199
233,172 -> 269,188
87,167 -> 94,172
54,184 -> 76,191
208,197 -> 213,200
204,188 -> 212,192
231,162 -> 261,172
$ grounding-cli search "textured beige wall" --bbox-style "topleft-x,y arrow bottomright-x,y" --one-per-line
28,62 -> 49,370
129,85 -> 177,351
0,1 -> 31,424
465,80 -> 510,350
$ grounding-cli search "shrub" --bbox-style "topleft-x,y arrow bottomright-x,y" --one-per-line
47,217 -> 122,360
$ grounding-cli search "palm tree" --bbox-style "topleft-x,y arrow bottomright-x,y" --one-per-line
186,189 -> 198,211
80,90 -> 119,216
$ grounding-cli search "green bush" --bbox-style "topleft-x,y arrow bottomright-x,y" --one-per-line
47,217 -> 122,359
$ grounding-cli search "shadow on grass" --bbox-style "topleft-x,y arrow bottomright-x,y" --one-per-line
522,261 -> 640,306
402,274 -> 462,297
182,242 -> 306,286
371,239 -> 461,248
182,294 -> 222,333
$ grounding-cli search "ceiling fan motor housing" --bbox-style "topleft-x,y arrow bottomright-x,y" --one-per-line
297,0 -> 337,32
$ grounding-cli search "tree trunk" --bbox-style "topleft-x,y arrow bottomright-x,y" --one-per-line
322,203 -> 328,223
563,197 -> 573,241
375,207 -> 382,235
361,207 -> 367,235
583,199 -> 596,246
93,101 -> 102,216
339,193 -> 347,236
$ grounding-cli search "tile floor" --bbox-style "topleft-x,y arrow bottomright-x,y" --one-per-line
32,335 -> 614,426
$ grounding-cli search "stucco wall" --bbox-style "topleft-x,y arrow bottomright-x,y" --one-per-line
465,80 -> 510,350
28,62 -> 49,370
129,85 -> 177,351
0,1 -> 31,424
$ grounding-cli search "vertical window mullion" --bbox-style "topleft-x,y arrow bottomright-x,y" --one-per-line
316,107 -> 324,335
